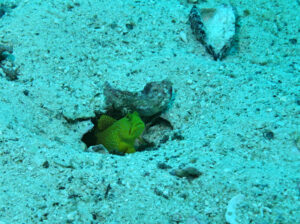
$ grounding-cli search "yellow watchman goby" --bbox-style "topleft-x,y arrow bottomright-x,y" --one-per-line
95,111 -> 145,153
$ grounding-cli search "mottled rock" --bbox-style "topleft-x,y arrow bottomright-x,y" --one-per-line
104,80 -> 173,117
142,116 -> 173,149
170,167 -> 202,180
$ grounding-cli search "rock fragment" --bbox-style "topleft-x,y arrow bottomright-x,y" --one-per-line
189,5 -> 236,60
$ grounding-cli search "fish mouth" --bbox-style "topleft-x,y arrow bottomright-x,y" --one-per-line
129,122 -> 145,135
135,122 -> 145,128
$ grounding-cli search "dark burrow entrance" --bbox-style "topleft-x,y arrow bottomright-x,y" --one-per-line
81,109 -> 180,154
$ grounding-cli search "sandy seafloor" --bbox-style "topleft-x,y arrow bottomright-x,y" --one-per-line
0,0 -> 299,223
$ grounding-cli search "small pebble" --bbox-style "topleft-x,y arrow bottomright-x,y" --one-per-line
42,161 -> 49,168
263,130 -> 274,140
187,0 -> 199,3
157,162 -> 171,169
23,90 -> 29,96
179,31 -> 187,43
186,79 -> 193,85
170,167 -> 202,180
289,38 -> 297,45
